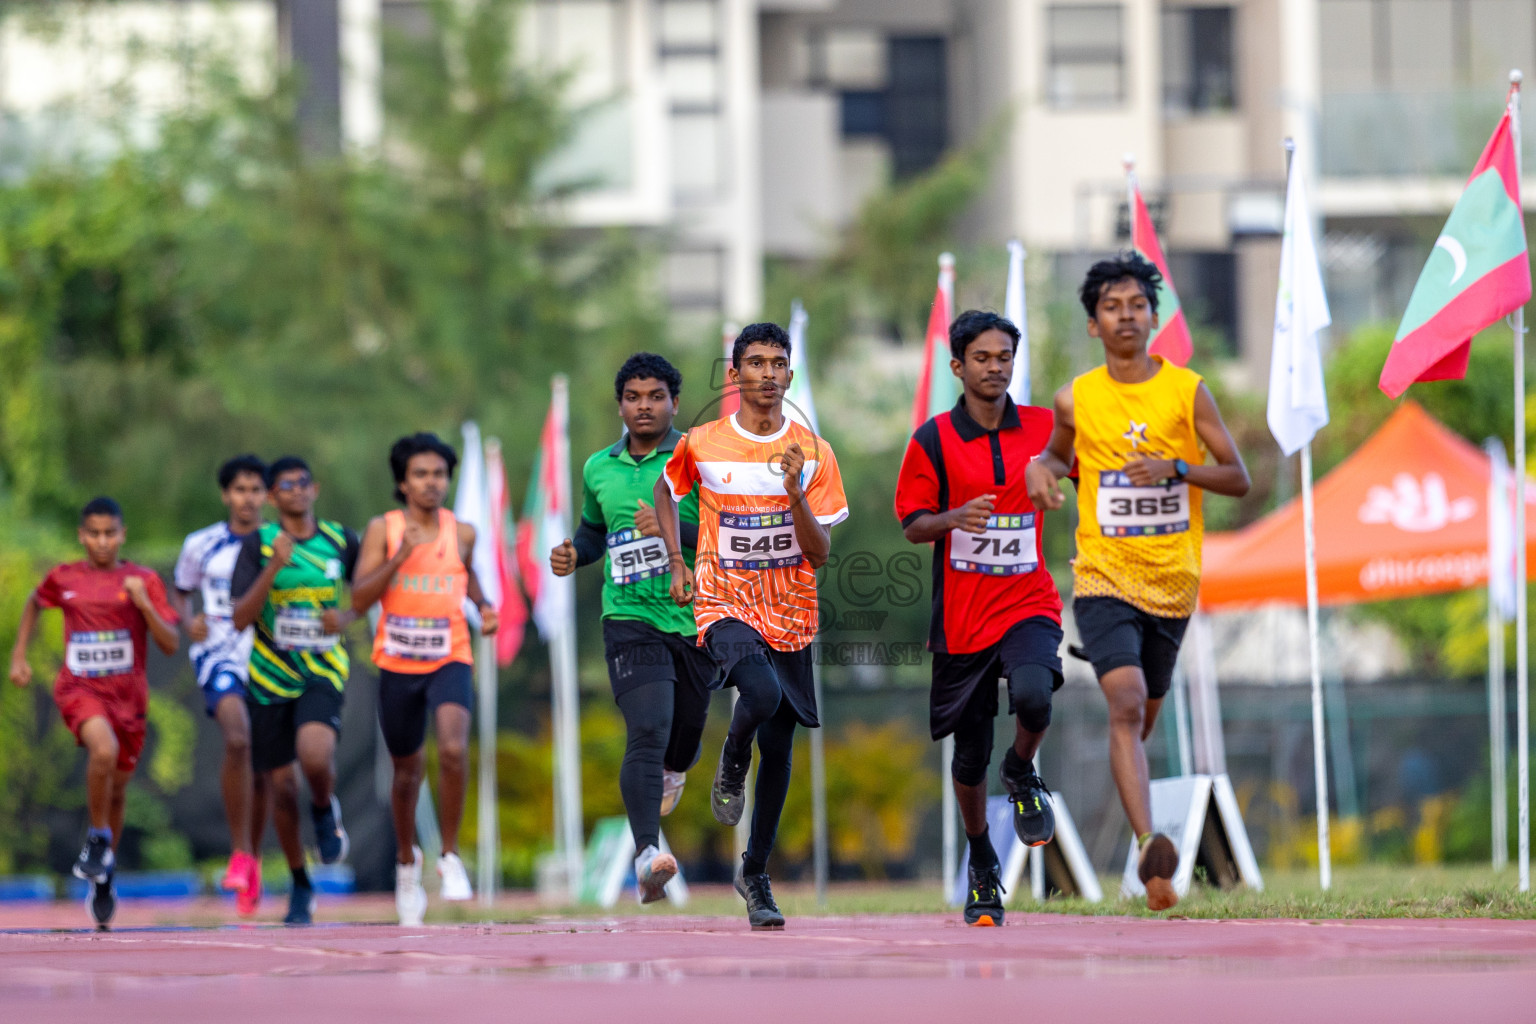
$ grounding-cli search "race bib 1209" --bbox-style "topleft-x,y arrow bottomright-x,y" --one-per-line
1096,471 -> 1190,537
273,606 -> 339,651
948,512 -> 1038,576
718,510 -> 802,570
606,528 -> 670,585
66,630 -> 134,678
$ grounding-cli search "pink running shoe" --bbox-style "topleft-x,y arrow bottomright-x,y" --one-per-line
222,850 -> 254,893
236,857 -> 262,918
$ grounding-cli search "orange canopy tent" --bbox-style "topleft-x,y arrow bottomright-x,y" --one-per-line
1200,401 -> 1536,610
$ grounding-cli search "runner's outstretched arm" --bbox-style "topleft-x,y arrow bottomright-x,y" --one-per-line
458,523 -> 498,636
1025,384 -> 1077,511
653,475 -> 694,606
1120,383 -> 1249,495
124,576 -> 179,655
7,592 -> 39,686
780,442 -> 830,568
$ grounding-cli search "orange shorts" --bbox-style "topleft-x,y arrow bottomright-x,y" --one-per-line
54,683 -> 147,772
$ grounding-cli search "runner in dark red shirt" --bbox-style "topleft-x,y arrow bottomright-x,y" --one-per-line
8,496 -> 179,929
894,310 -> 1063,927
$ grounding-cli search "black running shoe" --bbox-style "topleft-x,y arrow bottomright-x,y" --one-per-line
311,795 -> 350,865
72,834 -> 115,883
1000,750 -> 1055,847
733,863 -> 785,930
285,881 -> 316,925
964,858 -> 1006,927
87,877 -> 116,931
710,745 -> 751,827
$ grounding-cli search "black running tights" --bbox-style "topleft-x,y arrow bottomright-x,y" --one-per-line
724,649 -> 799,876
614,679 -> 705,853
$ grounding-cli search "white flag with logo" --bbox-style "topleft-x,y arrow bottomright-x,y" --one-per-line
1267,160 -> 1332,456
1004,240 -> 1030,405
784,299 -> 819,433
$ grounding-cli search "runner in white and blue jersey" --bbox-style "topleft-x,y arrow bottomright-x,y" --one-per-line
172,454 -> 266,916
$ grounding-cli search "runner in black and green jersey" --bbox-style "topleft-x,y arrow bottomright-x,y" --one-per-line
549,352 -> 711,905
230,456 -> 359,925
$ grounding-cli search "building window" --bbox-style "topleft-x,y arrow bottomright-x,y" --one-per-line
664,247 -> 725,311
1046,5 -> 1125,108
1168,251 -> 1238,357
659,0 -> 722,203
1162,6 -> 1236,114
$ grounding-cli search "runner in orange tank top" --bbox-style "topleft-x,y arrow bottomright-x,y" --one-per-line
1026,254 -> 1249,912
353,433 -> 498,925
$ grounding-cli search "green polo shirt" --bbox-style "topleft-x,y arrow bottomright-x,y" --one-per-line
580,429 -> 700,636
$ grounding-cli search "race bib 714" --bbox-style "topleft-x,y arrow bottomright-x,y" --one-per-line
949,512 -> 1038,576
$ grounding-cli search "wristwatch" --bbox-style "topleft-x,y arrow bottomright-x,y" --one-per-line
1171,458 -> 1189,482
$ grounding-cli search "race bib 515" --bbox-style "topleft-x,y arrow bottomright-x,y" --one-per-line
606,528 -> 670,585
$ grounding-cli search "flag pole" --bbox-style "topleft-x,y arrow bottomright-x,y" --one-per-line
1488,438 -> 1510,872
938,250 -> 958,904
1510,68 -> 1530,894
1283,136 -> 1332,890
1124,153 -> 1137,246
549,375 -> 584,900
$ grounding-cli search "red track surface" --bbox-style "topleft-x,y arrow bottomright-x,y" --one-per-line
3,899 -> 1534,1023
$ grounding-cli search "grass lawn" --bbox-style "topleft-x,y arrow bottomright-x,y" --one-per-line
474,864 -> 1536,922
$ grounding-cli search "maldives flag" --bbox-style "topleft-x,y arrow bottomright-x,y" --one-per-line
911,256 -> 958,430
1379,98 -> 1531,398
720,323 -> 740,418
1129,179 -> 1194,366
514,378 -> 575,642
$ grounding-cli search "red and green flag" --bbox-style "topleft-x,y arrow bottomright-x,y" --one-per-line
514,377 -> 574,642
1128,177 -> 1193,366
912,256 -> 957,430
1379,95 -> 1531,398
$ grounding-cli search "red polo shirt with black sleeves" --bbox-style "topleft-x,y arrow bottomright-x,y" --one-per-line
894,396 -> 1063,655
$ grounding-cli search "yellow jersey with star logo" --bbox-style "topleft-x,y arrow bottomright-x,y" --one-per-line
1071,359 -> 1207,617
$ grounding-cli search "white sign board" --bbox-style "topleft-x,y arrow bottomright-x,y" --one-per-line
1119,773 -> 1263,899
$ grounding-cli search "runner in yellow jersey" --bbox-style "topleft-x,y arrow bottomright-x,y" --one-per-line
1026,253 -> 1249,911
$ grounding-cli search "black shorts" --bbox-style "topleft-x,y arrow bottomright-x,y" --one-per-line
247,684 -> 344,774
930,616 -> 1064,740
601,618 -> 717,727
1073,596 -> 1190,700
704,618 -> 819,728
378,661 -> 474,758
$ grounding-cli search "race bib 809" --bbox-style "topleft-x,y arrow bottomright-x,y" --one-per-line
66,630 -> 134,678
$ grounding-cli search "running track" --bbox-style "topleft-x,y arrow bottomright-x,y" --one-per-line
3,899 -> 1534,1023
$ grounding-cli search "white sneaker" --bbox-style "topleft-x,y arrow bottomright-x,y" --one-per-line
660,770 -> 687,816
634,844 -> 677,906
437,851 -> 473,902
395,845 -> 427,926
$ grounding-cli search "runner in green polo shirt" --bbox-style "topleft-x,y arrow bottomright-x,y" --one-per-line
550,352 -> 711,905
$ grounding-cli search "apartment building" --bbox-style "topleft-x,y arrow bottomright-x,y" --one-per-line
758,0 -> 1536,380
3,1 -> 1534,375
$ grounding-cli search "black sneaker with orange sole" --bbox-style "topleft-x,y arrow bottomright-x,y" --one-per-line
964,858 -> 1006,926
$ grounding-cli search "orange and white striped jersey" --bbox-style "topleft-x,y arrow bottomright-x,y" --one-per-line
664,414 -> 849,652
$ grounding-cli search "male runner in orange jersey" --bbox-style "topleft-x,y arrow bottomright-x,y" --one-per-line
1026,253 -> 1249,911
353,433 -> 498,925
653,321 -> 848,930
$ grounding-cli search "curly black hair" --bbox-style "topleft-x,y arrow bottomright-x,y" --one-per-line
80,496 -> 123,523
389,433 -> 458,504
731,322 -> 791,368
613,352 -> 683,402
948,309 -> 1021,362
1079,251 -> 1162,319
218,454 -> 266,490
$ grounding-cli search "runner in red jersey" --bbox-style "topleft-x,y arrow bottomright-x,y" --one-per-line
895,311 -> 1063,928
8,496 -> 179,930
